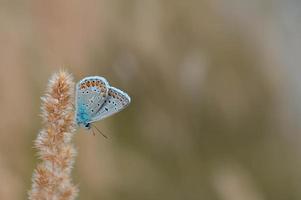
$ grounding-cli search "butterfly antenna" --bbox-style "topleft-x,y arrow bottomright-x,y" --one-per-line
90,124 -> 108,139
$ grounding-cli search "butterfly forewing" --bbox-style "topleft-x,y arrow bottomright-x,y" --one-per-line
75,76 -> 109,124
90,86 -> 131,122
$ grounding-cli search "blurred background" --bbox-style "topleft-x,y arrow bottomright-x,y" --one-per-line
0,0 -> 301,199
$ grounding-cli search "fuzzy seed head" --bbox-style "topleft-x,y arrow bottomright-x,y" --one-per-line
29,70 -> 78,200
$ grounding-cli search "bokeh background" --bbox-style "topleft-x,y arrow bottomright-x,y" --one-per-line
0,0 -> 301,199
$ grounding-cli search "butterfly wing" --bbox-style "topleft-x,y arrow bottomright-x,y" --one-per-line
75,76 -> 109,125
90,86 -> 131,122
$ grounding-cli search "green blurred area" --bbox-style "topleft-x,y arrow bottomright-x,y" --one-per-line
0,0 -> 300,199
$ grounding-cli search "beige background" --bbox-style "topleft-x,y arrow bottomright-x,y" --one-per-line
0,0 -> 300,199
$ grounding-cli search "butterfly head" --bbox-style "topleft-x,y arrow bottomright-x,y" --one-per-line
76,118 -> 91,129
84,123 -> 91,129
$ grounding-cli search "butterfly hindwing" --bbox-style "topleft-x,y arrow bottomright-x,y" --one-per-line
90,86 -> 131,122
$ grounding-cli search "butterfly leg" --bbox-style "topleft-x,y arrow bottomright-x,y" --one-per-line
91,127 -> 96,136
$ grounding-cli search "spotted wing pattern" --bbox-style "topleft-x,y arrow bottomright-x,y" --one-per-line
90,86 -> 131,122
75,76 -> 109,126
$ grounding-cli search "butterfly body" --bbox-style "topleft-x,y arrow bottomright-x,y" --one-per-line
75,76 -> 131,129
76,104 -> 91,128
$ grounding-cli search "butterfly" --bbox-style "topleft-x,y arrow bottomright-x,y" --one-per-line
75,76 -> 131,136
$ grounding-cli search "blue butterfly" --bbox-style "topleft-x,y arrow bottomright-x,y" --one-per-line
75,76 -> 131,135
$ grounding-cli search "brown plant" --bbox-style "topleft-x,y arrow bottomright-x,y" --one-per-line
29,71 -> 78,200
